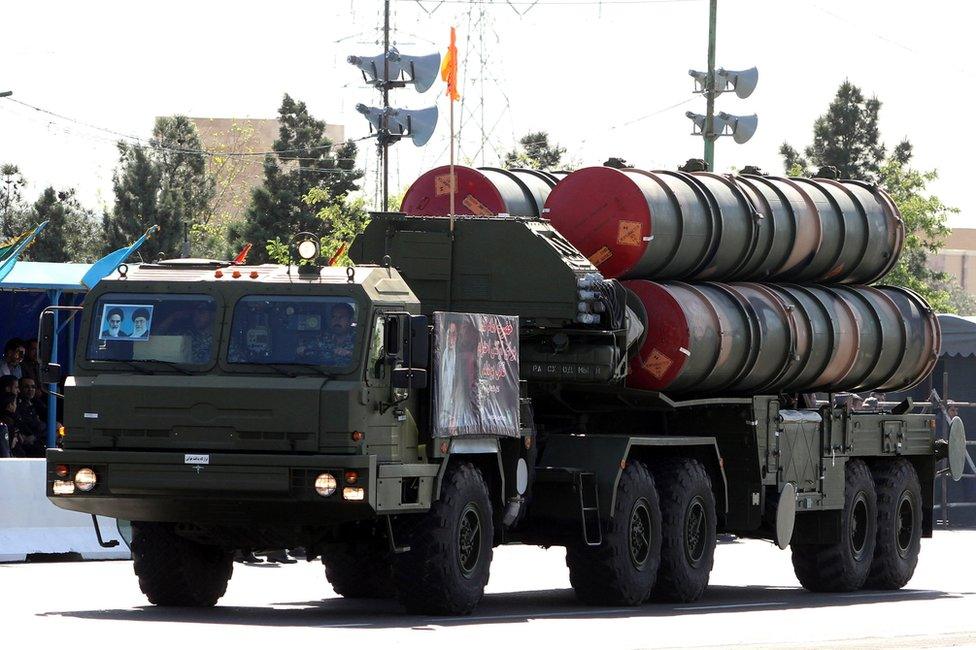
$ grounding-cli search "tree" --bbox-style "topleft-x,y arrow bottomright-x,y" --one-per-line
22,188 -> 104,263
503,132 -> 567,170
267,188 -> 369,266
878,158 -> 964,313
781,81 -> 966,313
780,81 -> 887,183
1,164 -> 29,239
229,94 -> 363,264
103,116 -> 215,260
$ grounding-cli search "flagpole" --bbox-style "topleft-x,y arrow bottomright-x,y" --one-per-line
449,98 -> 455,233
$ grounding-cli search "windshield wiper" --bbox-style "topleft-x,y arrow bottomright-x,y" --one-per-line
246,362 -> 297,378
111,360 -> 154,375
141,359 -> 192,376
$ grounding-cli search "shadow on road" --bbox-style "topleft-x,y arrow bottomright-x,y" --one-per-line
38,584 -> 966,629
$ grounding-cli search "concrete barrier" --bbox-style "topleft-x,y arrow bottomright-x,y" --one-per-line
0,459 -> 130,562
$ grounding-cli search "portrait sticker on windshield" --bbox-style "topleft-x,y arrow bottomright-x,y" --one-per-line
99,303 -> 154,341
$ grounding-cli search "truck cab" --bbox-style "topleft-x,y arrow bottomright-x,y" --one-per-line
45,259 -> 436,531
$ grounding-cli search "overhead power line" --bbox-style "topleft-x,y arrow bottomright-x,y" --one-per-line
0,96 -> 367,162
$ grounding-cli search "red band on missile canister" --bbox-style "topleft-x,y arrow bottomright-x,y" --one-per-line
401,165 -> 508,216
623,279 -> 690,390
544,166 -> 650,279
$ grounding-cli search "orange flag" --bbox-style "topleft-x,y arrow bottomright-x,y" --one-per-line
440,26 -> 460,101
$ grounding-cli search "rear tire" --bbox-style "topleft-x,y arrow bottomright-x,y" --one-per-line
865,459 -> 922,590
131,522 -> 233,607
566,460 -> 662,606
791,459 -> 877,592
650,458 -> 717,603
323,539 -> 393,598
392,462 -> 493,616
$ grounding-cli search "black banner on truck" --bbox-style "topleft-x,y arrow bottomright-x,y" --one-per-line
432,312 -> 520,438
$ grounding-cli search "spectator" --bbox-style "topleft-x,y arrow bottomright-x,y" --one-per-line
0,394 -> 25,457
0,338 -> 26,378
21,338 -> 40,385
19,376 -> 48,421
17,377 -> 47,447
0,410 -> 10,458
0,374 -> 19,398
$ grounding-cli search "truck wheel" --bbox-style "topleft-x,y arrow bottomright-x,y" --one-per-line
791,459 -> 877,592
131,522 -> 233,607
323,539 -> 393,598
865,459 -> 922,590
566,460 -> 661,606
650,458 -> 717,603
392,462 -> 493,615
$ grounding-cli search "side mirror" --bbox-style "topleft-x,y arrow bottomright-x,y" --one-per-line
38,310 -> 62,384
408,315 -> 429,369
384,315 -> 401,358
392,367 -> 428,389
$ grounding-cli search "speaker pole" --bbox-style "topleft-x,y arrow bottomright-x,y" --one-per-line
703,0 -> 717,171
381,0 -> 391,212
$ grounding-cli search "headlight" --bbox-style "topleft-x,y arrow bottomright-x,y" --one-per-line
314,473 -> 337,497
74,468 -> 97,492
53,480 -> 75,495
342,487 -> 365,501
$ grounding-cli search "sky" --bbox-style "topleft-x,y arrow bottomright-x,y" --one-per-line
1,0 -> 974,226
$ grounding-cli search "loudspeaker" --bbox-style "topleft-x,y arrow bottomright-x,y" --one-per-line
347,53 -> 402,84
717,112 -> 758,144
388,106 -> 439,146
355,104 -> 439,147
392,51 -> 441,93
716,67 -> 759,99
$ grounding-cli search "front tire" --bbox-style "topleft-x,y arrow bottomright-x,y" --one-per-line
650,458 -> 717,603
791,459 -> 878,592
866,459 -> 922,590
131,522 -> 233,607
392,462 -> 494,616
323,539 -> 393,598
566,460 -> 662,606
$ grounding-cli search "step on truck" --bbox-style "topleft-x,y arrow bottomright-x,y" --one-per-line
42,212 -> 965,615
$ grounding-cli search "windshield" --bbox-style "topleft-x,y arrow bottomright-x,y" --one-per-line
86,293 -> 218,364
227,296 -> 359,369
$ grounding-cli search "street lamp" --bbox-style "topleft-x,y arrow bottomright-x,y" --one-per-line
0,91 -> 12,98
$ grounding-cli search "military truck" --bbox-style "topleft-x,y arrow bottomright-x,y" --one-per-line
42,211 -> 964,616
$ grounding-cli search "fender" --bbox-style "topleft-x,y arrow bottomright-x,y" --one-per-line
539,434 -> 728,522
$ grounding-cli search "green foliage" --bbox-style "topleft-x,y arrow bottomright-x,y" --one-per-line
780,81 -> 887,183
103,116 -> 215,260
229,94 -> 363,264
782,81 -> 967,313
878,158 -> 966,313
0,164 -> 29,240
264,189 -> 369,267
503,132 -> 568,170
22,188 -> 103,263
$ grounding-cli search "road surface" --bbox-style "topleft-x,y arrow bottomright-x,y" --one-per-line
2,530 -> 974,649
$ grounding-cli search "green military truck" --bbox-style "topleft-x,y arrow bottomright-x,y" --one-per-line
42,213 -> 964,616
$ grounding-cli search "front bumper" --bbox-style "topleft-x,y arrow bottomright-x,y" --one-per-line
46,449 -> 377,525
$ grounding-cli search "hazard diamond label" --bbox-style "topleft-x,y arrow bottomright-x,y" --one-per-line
462,194 -> 493,215
588,246 -> 613,266
434,173 -> 456,196
617,220 -> 643,247
643,348 -> 673,379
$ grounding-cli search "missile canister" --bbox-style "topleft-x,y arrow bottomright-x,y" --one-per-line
401,165 -> 566,217
624,280 -> 938,395
545,167 -> 904,283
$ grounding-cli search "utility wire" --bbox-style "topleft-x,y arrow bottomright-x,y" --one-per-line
0,96 -> 367,161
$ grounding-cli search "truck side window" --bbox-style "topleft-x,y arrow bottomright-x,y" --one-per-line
367,315 -> 386,383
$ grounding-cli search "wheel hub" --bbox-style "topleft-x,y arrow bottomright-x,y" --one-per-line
896,489 -> 915,559
849,492 -> 869,561
685,496 -> 706,565
629,498 -> 652,569
458,503 -> 482,578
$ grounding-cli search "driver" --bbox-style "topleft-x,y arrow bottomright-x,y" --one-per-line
322,303 -> 355,366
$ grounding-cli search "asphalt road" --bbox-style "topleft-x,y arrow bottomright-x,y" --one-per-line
3,531 -> 975,649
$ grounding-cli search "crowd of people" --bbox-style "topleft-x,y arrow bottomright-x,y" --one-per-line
0,337 -> 50,458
